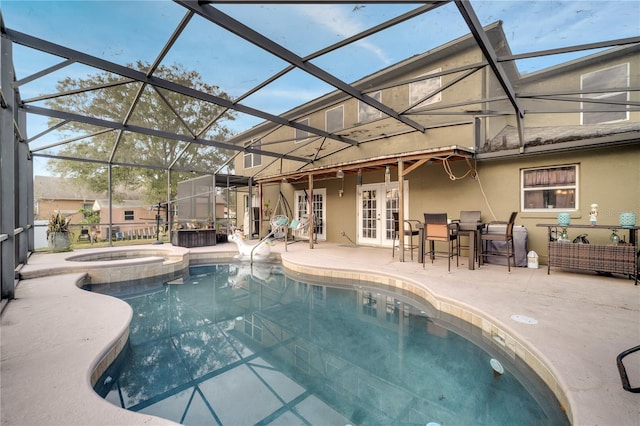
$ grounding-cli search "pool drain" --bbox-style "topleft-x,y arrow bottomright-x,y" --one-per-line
490,358 -> 504,375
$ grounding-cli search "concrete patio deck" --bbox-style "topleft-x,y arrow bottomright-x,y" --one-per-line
1,241 -> 638,425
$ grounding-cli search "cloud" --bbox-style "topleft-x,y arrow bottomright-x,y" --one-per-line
292,4 -> 391,64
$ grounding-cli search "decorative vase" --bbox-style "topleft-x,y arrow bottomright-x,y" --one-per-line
557,213 -> 571,227
619,212 -> 636,227
47,231 -> 71,252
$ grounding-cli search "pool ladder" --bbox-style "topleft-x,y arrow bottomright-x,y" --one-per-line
617,344 -> 640,393
250,229 -> 286,264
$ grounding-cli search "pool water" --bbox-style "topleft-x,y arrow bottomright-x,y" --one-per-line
89,263 -> 569,425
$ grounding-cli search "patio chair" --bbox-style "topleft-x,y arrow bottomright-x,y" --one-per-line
480,211 -> 518,272
391,212 -> 421,260
423,213 -> 459,271
77,228 -> 91,243
451,210 -> 482,263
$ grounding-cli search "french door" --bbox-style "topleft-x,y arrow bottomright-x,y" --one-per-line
357,182 -> 409,247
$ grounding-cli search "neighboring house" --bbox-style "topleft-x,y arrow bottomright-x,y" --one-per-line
229,22 -> 639,262
34,176 -> 102,225
91,199 -> 159,240
35,175 -> 152,241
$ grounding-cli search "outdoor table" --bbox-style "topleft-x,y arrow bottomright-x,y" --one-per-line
417,222 -> 482,270
458,222 -> 484,270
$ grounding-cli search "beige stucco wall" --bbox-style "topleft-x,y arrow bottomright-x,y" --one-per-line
233,40 -> 639,268
487,49 -> 639,138
234,42 -> 485,178
242,144 -> 639,268
475,144 -> 640,261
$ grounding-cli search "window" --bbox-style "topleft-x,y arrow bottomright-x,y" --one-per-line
312,285 -> 325,303
521,165 -> 578,212
409,68 -> 442,109
243,138 -> 262,168
581,63 -> 629,125
362,292 -> 377,318
294,118 -> 309,143
358,91 -> 382,123
386,296 -> 400,324
244,314 -> 263,342
124,210 -> 134,221
326,105 -> 344,133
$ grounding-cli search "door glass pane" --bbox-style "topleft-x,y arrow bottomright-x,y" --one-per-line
361,189 -> 377,239
385,188 -> 399,240
312,192 -> 324,235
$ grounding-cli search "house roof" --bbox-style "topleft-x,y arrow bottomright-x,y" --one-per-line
255,145 -> 475,183
480,122 -> 640,159
34,176 -> 146,202
34,176 -> 103,202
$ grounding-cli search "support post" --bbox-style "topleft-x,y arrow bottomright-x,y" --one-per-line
108,164 -> 113,245
308,174 -> 314,249
0,35 -> 16,300
398,160 -> 405,262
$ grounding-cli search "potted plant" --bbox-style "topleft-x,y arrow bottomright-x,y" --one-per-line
47,211 -> 73,252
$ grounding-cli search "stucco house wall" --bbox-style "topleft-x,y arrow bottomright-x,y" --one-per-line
231,22 -> 639,269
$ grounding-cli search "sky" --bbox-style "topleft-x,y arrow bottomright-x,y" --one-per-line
1,0 -> 638,176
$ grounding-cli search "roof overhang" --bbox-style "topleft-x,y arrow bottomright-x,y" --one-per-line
255,145 -> 475,184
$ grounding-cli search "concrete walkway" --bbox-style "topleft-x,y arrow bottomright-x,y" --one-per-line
1,241 -> 639,425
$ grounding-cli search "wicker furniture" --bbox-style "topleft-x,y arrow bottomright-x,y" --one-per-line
171,229 -> 217,247
538,224 -> 639,285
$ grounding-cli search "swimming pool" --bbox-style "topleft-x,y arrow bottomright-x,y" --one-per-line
88,263 -> 569,425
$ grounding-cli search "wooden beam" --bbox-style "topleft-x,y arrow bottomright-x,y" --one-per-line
401,158 -> 428,177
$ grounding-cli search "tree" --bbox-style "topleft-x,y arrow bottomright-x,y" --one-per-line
46,61 -> 236,204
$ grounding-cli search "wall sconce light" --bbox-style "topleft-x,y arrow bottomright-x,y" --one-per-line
337,170 -> 345,197
385,165 -> 390,184
357,169 -> 362,186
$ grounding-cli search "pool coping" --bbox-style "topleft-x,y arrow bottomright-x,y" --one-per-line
2,242 -> 639,425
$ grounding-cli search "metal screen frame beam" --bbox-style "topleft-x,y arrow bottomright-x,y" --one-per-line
6,28 -> 359,148
176,1 -> 427,134
23,105 -> 310,164
0,34 -> 16,300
